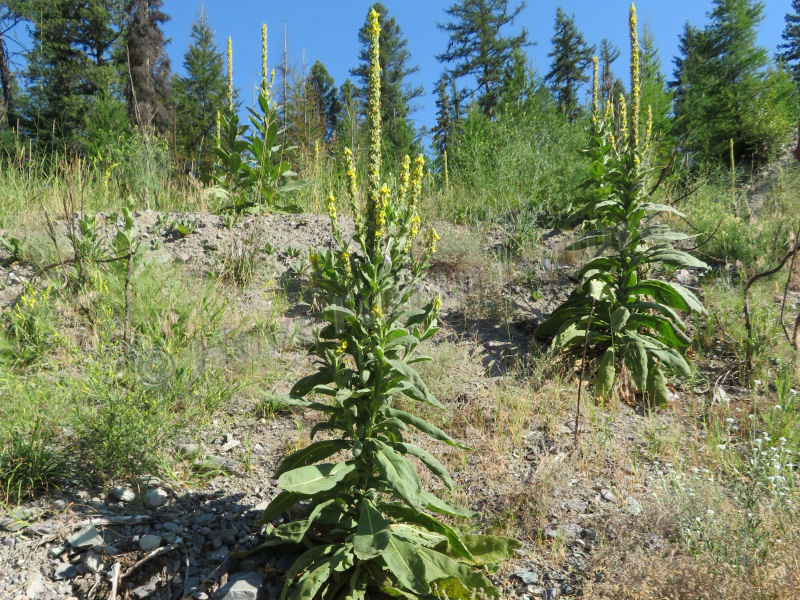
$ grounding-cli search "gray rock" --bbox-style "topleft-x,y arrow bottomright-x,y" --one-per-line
542,588 -> 560,600
53,563 -> 78,580
139,534 -> 162,552
144,487 -> 169,508
131,576 -> 159,599
515,570 -> 539,585
177,443 -> 200,457
67,524 -> 103,549
83,550 -> 105,573
25,573 -> 46,598
1,536 -> 14,547
567,500 -> 588,513
212,572 -> 264,600
48,543 -> 68,557
625,497 -> 642,516
111,486 -> 136,502
209,546 -> 228,562
600,489 -> 617,503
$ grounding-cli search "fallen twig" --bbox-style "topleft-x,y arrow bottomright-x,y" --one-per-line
108,562 -> 121,600
122,538 -> 183,580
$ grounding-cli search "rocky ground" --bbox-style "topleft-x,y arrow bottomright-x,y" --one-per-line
0,210 -> 705,600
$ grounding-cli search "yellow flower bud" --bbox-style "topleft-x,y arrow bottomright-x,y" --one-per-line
227,37 -> 234,112
629,3 -> 640,152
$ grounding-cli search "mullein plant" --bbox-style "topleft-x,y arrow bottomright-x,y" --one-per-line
213,28 -> 296,213
252,9 -> 518,599
535,3 -> 707,407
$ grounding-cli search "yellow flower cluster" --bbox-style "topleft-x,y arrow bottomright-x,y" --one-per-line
215,110 -> 220,144
261,24 -> 268,95
340,250 -> 351,277
371,302 -> 384,319
326,193 -> 340,238
443,150 -> 449,190
618,92 -> 627,149
645,105 -> 653,150
628,3 -> 640,152
591,56 -> 599,119
335,340 -> 348,354
375,184 -> 390,241
227,37 -> 234,112
409,156 -> 425,211
366,7 -> 382,252
398,155 -> 411,203
410,214 -> 421,239
432,295 -> 441,313
343,148 -> 361,231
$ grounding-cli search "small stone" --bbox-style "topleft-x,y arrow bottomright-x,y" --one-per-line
53,563 -> 78,580
177,443 -> 200,457
600,489 -> 617,503
48,543 -> 68,557
208,546 -> 228,562
67,524 -> 103,549
53,499 -> 67,510
625,497 -> 642,516
515,570 -> 539,585
567,500 -> 588,513
111,486 -> 136,502
139,534 -> 162,552
543,587 -> 560,600
132,576 -> 159,599
83,550 -> 105,573
582,528 -> 598,541
1,536 -> 14,547
144,487 -> 169,508
211,571 -> 263,600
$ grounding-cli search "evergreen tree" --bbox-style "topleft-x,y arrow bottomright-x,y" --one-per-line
671,0 -> 780,162
351,2 -> 422,163
499,45 -> 531,112
0,1 -> 25,129
336,77 -> 360,152
309,60 -> 340,142
545,7 -> 593,117
171,9 -> 227,178
639,24 -> 672,143
125,0 -> 171,131
437,0 -> 528,116
598,38 -> 620,105
779,0 -> 800,97
24,0 -> 127,148
432,74 -> 452,158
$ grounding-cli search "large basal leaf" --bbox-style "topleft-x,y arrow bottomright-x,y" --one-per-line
279,545 -> 335,600
460,534 -> 522,566
278,462 -> 355,495
291,371 -> 334,397
381,503 -> 472,561
420,489 -> 476,518
288,546 -> 353,600
417,546 -> 499,598
630,280 -> 706,314
275,439 -> 351,477
646,363 -> 670,408
259,490 -> 305,523
390,441 -> 453,489
594,347 -> 616,399
382,534 -> 430,594
353,500 -> 391,560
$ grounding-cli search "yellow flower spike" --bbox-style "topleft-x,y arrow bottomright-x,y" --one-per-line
591,55 -> 599,119
410,214 -> 421,239
326,192 -> 339,238
629,3 -> 640,152
371,302 -> 384,319
604,98 -> 613,123
215,110 -> 221,145
365,8 -> 382,257
341,250 -> 352,277
343,148 -> 362,233
432,295 -> 441,313
645,105 -> 653,150
375,183 -> 390,242
618,92 -> 627,150
335,340 -> 348,355
409,155 -> 425,211
227,37 -> 234,112
398,155 -> 411,203
443,150 -> 449,190
261,24 -> 268,95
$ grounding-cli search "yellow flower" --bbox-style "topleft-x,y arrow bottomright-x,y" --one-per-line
618,93 -> 627,150
365,7 -> 382,255
410,214 -> 421,239
398,155 -> 411,203
309,251 -> 319,266
336,340 -> 348,354
433,295 -> 441,313
629,3 -> 640,151
343,147 -> 361,231
371,303 -> 384,319
261,24 -> 268,95
375,184 -> 390,241
645,105 -> 653,150
215,110 -> 221,145
591,55 -> 599,117
326,193 -> 338,222
341,250 -> 352,277
227,37 -> 234,112
409,155 -> 424,211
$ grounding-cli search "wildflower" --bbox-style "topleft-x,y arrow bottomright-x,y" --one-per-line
309,251 -> 319,266
340,251 -> 352,277
326,193 -> 340,238
398,155 -> 411,203
336,340 -> 348,355
375,184 -> 390,242
215,111 -> 221,145
227,37 -> 234,112
343,148 -> 361,231
443,150 -> 449,190
365,8 -> 382,255
591,55 -> 599,119
261,24 -> 269,95
410,214 -> 421,239
628,3 -> 640,151
618,93 -> 627,148
645,105 -> 653,150
371,302 -> 384,319
409,155 -> 425,211
433,295 -> 441,313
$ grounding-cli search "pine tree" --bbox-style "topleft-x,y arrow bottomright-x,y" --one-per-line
598,38 -> 620,105
545,7 -> 593,117
171,9 -> 227,178
432,74 -> 452,158
779,0 -> 800,96
351,2 -> 422,163
672,0 -> 776,162
639,24 -> 672,142
24,0 -> 127,148
0,1 -> 25,129
499,45 -> 531,112
437,0 -> 528,116
125,0 -> 171,131
336,78 -> 360,152
309,60 -> 341,142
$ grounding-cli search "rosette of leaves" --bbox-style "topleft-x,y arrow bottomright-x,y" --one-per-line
535,4 -> 706,407
247,9 -> 519,599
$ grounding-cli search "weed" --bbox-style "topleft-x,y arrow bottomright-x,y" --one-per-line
0,418 -> 66,504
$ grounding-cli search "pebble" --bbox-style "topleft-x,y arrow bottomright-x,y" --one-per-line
139,534 -> 162,552
543,587 -> 560,600
53,563 -> 78,580
145,487 -> 169,508
83,550 -> 105,573
625,497 -> 642,516
515,570 -> 539,584
66,524 -> 103,549
600,489 -> 617,503
211,571 -> 263,600
111,485 -> 136,503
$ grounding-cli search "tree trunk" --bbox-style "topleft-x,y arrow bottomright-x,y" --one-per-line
0,26 -> 15,128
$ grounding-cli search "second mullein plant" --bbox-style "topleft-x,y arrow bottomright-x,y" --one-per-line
535,3 -> 707,406
250,9 -> 519,600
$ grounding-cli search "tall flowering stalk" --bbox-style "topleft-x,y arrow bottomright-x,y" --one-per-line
254,7 -> 518,598
536,2 -> 706,407
365,8 -> 382,257
226,36 -> 234,112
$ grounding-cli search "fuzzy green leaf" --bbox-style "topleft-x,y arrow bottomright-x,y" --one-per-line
277,462 -> 355,495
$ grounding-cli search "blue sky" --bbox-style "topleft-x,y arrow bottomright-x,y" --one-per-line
164,1 -> 790,137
